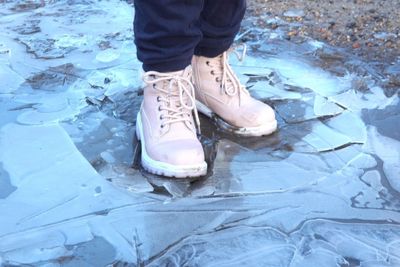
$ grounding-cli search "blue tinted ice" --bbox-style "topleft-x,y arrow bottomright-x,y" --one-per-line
0,1 -> 399,266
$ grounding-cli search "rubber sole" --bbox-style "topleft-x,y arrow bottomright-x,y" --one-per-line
136,112 -> 207,178
196,100 -> 277,137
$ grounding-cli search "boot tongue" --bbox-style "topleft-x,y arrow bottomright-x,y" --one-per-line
163,96 -> 195,141
169,66 -> 191,79
169,87 -> 194,132
162,67 -> 195,135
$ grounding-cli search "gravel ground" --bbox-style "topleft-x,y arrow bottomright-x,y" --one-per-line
247,0 -> 400,64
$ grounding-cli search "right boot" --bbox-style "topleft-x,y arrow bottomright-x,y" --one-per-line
136,66 -> 207,178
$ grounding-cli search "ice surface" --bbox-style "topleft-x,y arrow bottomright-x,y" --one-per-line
0,64 -> 25,94
0,0 -> 399,266
365,127 -> 400,194
231,54 -> 351,97
249,80 -> 303,101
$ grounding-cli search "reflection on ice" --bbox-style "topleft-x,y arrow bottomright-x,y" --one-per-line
0,163 -> 16,199
0,0 -> 399,265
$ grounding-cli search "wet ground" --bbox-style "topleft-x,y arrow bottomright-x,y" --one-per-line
0,1 -> 399,266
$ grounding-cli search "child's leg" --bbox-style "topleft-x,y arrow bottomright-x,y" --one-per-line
133,0 -> 204,72
133,1 -> 207,178
194,0 -> 246,57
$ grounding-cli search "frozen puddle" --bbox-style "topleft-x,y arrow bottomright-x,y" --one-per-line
0,0 -> 399,266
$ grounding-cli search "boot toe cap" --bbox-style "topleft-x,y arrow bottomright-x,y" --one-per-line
255,103 -> 276,125
156,140 -> 205,166
240,101 -> 276,127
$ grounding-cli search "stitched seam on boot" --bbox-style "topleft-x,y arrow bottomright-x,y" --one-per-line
141,109 -> 155,139
203,91 -> 227,105
193,60 -> 210,107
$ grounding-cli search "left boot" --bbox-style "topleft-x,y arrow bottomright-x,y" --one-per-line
192,51 -> 277,137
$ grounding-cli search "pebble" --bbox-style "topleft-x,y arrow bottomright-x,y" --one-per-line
283,9 -> 305,18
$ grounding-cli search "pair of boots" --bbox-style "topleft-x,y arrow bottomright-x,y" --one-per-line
136,51 -> 277,178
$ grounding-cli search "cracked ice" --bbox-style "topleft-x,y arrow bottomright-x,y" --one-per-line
0,0 -> 399,266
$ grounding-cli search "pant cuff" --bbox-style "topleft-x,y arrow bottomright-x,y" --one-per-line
142,58 -> 192,72
194,38 -> 234,58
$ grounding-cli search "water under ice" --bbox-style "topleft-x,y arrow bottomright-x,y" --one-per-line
0,0 -> 399,266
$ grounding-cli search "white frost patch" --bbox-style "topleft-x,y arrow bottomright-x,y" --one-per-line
308,40 -> 324,50
326,111 -> 367,144
15,90 -> 86,125
16,106 -> 79,125
232,55 -> 351,97
0,231 -> 71,264
361,170 -> 384,192
229,158 -> 328,193
54,34 -> 90,49
331,87 -> 398,112
249,80 -> 302,100
0,64 -> 25,94
364,126 -> 400,193
0,123 -> 134,235
296,120 -> 352,152
285,152 -> 330,172
0,123 -> 97,185
313,95 -> 344,117
347,153 -> 377,169
95,49 -> 121,63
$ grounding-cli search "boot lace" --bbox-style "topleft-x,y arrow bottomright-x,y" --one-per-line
206,44 -> 249,105
143,70 -> 201,134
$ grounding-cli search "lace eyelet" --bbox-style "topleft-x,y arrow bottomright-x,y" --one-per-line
156,96 -> 161,102
210,70 -> 214,75
160,115 -> 163,120
206,61 -> 210,65
158,106 -> 161,111
161,125 -> 164,128
153,84 -> 156,88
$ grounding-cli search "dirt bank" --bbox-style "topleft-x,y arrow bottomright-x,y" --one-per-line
247,0 -> 400,64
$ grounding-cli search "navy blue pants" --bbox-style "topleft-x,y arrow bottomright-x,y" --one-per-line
134,0 -> 246,72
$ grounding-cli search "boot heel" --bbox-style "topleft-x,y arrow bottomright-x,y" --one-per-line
135,112 -> 142,141
132,112 -> 143,169
131,133 -> 141,170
